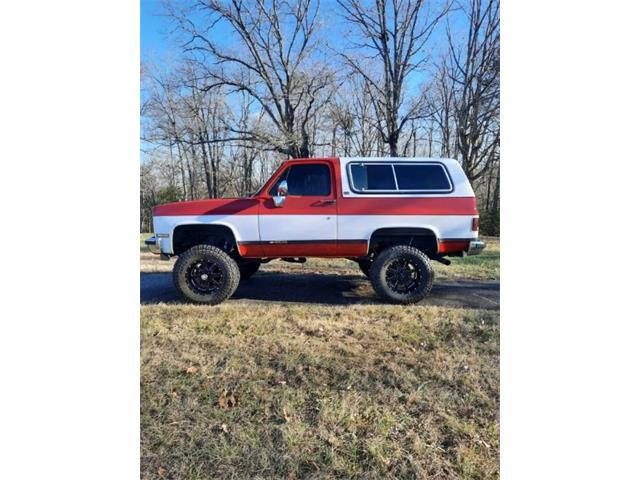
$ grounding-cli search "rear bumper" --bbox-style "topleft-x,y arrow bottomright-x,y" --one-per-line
145,236 -> 161,255
467,240 -> 486,255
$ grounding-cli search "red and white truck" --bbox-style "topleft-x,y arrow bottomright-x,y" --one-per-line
146,157 -> 485,304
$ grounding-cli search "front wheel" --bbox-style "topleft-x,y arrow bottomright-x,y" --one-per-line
369,245 -> 434,304
173,244 -> 240,304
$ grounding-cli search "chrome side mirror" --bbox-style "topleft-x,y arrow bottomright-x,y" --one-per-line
273,179 -> 288,208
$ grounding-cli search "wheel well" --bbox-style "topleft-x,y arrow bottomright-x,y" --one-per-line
172,224 -> 237,256
368,228 -> 438,257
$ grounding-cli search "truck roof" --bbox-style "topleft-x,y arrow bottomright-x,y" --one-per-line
289,157 -> 458,163
287,157 -> 462,168
340,156 -> 460,166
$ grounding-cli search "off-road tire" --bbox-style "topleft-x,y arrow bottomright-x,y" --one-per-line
357,258 -> 372,278
173,244 -> 240,304
239,260 -> 261,280
369,245 -> 434,304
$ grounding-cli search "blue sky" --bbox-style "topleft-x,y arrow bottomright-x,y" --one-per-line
141,0 -> 458,66
140,0 -> 460,162
141,0 -> 174,60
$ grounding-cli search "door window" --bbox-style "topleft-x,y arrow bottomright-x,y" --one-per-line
269,164 -> 331,196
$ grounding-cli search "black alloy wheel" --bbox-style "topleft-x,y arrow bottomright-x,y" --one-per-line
369,245 -> 434,304
187,259 -> 224,294
173,244 -> 240,304
385,258 -> 422,294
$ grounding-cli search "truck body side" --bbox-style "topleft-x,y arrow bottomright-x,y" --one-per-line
149,157 -> 481,260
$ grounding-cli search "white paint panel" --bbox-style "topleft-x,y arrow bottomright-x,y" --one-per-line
339,157 -> 475,198
259,214 -> 337,241
152,213 -> 477,255
152,215 -> 260,254
337,215 -> 478,242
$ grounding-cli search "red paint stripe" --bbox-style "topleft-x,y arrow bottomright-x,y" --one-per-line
243,239 -> 473,257
153,196 -> 477,216
239,240 -> 368,258
438,240 -> 470,254
153,199 -> 259,216
338,196 -> 478,216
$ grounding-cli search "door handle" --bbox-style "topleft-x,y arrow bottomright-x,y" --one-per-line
311,199 -> 336,206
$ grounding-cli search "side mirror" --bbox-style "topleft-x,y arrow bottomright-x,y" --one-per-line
273,180 -> 288,208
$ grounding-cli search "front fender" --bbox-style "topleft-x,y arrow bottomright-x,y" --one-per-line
156,215 -> 259,255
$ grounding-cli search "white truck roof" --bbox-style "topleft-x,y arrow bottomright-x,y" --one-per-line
338,157 -> 474,197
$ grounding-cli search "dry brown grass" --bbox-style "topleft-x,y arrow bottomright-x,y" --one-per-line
140,234 -> 500,478
141,303 -> 499,479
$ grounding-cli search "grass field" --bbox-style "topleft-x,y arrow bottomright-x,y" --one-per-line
140,235 -> 500,479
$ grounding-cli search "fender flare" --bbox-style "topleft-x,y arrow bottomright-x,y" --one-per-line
366,226 -> 441,253
170,221 -> 242,255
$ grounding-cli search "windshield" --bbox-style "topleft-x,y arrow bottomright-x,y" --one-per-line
250,164 -> 280,197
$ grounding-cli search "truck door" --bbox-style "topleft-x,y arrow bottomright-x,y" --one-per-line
258,161 -> 338,257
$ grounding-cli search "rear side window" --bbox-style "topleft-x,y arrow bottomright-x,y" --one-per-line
348,162 -> 452,193
269,164 -> 331,196
394,164 -> 451,190
350,164 -> 396,190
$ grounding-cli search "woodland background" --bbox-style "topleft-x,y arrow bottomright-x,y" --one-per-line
141,0 -> 499,234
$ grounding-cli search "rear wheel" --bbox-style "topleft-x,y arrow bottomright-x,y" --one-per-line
369,245 -> 434,304
239,260 -> 261,280
173,244 -> 240,304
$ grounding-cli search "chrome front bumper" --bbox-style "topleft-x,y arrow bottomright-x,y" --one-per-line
467,240 -> 486,256
145,235 -> 161,255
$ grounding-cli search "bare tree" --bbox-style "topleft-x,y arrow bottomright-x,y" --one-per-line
226,89 -> 262,196
337,0 -> 450,156
429,61 -> 457,157
142,66 -> 191,199
171,0 -> 335,158
181,62 -> 230,198
140,0 -> 500,233
446,0 -> 500,182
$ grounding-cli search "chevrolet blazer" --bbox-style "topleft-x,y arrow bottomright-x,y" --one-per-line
146,157 -> 485,304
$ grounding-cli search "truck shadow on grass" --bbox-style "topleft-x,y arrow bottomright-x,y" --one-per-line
140,271 -> 499,309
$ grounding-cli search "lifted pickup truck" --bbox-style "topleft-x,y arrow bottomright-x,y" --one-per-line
146,157 -> 485,304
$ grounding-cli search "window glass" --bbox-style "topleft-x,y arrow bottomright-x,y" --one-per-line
350,164 -> 396,190
350,164 -> 368,190
393,164 -> 452,190
269,164 -> 331,196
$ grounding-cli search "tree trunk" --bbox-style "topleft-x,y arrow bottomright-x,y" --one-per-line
199,133 -> 214,198
492,166 -> 500,212
168,141 -> 177,189
175,139 -> 188,201
187,142 -> 197,200
485,168 -> 493,211
205,133 -> 218,198
412,125 -> 417,157
331,125 -> 337,157
388,132 -> 399,157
